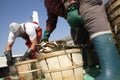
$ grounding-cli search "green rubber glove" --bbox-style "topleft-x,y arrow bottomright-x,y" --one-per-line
67,3 -> 84,30
20,49 -> 33,61
40,30 -> 51,42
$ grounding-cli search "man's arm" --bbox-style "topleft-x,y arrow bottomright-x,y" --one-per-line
4,35 -> 14,65
20,37 -> 38,60
30,38 -> 38,50
46,10 -> 58,32
20,24 -> 39,60
41,10 -> 58,42
5,32 -> 15,51
5,42 -> 13,51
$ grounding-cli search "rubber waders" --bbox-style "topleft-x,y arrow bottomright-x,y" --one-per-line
92,33 -> 120,80
67,4 -> 84,30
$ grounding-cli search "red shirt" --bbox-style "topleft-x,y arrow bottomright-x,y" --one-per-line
44,0 -> 67,32
44,0 -> 78,32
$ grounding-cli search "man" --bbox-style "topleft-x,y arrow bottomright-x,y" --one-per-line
41,0 -> 120,80
4,22 -> 42,73
41,0 -> 89,69
41,0 -> 87,43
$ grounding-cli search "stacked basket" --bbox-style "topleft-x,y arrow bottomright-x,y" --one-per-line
106,0 -> 120,51
15,41 -> 84,80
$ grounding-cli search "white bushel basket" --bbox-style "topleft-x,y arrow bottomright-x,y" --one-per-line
38,48 -> 83,80
15,59 -> 42,80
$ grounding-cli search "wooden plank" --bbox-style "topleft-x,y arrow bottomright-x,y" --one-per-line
35,61 -> 42,79
105,0 -> 117,10
58,54 -> 74,80
111,17 -> 120,26
47,56 -> 62,80
18,63 -> 33,80
109,8 -> 120,21
106,0 -> 120,13
16,59 -> 42,80
72,53 -> 84,80
39,59 -> 52,80
38,49 -> 80,60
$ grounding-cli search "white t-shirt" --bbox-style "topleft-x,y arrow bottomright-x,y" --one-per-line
8,22 -> 39,43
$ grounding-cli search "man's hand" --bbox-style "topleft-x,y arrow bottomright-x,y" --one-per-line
20,49 -> 33,61
40,30 -> 51,42
4,50 -> 13,65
